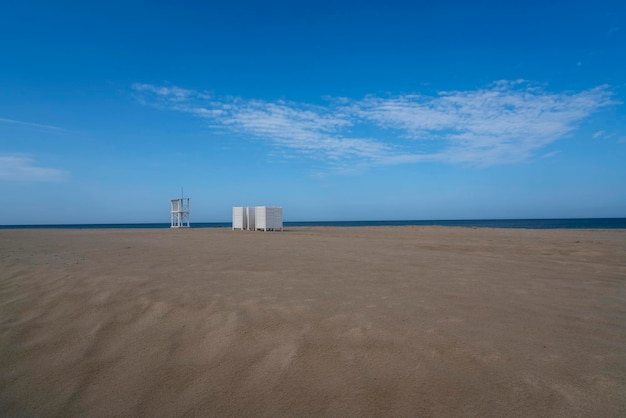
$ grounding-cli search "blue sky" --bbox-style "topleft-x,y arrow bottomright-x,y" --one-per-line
1,0 -> 625,224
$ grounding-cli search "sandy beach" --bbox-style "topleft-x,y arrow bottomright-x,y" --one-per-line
1,226 -> 625,417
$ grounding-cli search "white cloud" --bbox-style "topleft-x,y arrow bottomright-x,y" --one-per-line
592,130 -> 605,139
0,155 -> 68,182
131,83 -> 210,106
355,82 -> 616,164
205,100 -> 389,162
132,81 -> 616,168
0,117 -> 66,132
539,151 -> 560,160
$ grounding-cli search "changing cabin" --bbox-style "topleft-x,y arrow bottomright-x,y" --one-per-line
232,206 -> 282,231
255,206 -> 283,231
232,206 -> 256,230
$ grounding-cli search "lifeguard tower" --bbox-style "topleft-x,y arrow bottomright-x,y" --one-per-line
170,197 -> 190,228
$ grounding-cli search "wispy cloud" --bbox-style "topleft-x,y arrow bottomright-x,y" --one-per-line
0,117 -> 67,132
131,83 -> 210,106
593,130 -> 605,139
133,86 -> 390,165
199,99 -> 389,163
355,81 -> 616,164
132,81 -> 616,168
0,155 -> 68,182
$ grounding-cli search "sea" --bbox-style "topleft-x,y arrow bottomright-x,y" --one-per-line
1,218 -> 625,230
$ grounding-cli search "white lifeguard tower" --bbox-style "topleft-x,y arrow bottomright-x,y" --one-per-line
171,197 -> 190,228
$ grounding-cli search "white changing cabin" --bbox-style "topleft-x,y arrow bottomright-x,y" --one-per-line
232,206 -> 258,230
255,206 -> 283,231
232,206 -> 282,231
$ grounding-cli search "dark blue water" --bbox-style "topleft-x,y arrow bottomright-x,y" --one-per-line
1,218 -> 625,229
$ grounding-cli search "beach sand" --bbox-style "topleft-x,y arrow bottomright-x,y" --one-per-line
1,226 -> 625,417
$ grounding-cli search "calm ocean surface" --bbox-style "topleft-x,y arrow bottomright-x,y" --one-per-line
1,218 -> 625,230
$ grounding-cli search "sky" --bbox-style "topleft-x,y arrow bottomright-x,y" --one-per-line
1,0 -> 625,224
